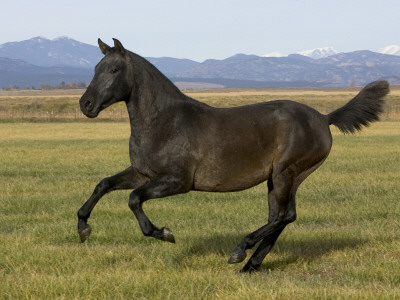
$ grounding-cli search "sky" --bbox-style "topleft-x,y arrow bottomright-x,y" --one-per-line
1,0 -> 399,62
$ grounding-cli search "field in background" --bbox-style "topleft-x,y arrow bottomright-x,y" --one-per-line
0,87 -> 399,299
1,85 -> 400,122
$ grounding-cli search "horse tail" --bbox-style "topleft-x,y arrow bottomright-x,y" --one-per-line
326,80 -> 389,134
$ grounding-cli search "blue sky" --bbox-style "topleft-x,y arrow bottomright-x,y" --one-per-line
1,0 -> 399,61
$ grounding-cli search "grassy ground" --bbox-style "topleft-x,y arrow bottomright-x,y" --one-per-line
1,119 -> 399,299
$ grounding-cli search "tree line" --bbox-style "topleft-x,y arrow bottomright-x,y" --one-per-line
1,81 -> 87,91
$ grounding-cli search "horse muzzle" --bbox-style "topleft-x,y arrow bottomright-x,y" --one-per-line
79,96 -> 99,118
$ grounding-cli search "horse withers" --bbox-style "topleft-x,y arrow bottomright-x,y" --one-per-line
77,38 -> 389,273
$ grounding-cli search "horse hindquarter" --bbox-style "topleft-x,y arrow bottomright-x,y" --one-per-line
192,101 -> 332,192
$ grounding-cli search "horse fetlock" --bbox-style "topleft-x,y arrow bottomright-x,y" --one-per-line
144,227 -> 176,243
77,209 -> 89,221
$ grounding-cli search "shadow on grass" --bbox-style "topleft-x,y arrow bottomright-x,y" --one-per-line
175,232 -> 366,271
258,235 -> 366,272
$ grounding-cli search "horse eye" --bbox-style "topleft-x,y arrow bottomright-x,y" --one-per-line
110,68 -> 118,74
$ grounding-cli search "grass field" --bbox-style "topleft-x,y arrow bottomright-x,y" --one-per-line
1,88 -> 400,299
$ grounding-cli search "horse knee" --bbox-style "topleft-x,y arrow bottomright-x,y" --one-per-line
98,177 -> 112,192
89,177 -> 111,197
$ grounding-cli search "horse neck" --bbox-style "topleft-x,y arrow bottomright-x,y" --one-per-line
125,52 -> 187,132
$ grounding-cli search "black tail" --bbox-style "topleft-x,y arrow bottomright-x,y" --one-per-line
327,80 -> 389,134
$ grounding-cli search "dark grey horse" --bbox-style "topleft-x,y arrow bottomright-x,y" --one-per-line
77,38 -> 389,272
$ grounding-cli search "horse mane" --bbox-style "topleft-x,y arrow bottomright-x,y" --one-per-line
127,50 -> 185,97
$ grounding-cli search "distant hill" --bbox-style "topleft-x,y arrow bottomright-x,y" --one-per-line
0,36 -> 201,72
0,37 -> 200,88
146,57 -> 199,77
176,50 -> 400,86
0,36 -> 102,68
0,57 -> 93,88
0,36 -> 400,89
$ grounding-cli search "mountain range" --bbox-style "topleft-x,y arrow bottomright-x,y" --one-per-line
0,36 -> 103,68
263,47 -> 340,59
0,36 -> 399,89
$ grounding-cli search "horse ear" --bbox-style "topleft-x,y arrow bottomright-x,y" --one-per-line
113,38 -> 125,55
98,38 -> 111,55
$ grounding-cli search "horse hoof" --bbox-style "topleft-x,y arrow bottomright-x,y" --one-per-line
78,224 -> 92,243
162,227 -> 175,243
227,251 -> 247,264
240,264 -> 258,273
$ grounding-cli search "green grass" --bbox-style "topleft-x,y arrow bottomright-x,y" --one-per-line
1,122 -> 400,299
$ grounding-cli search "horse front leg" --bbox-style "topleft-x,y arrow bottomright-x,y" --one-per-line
128,175 -> 191,243
77,166 -> 148,242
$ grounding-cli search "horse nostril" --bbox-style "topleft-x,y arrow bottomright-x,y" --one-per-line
85,100 -> 94,111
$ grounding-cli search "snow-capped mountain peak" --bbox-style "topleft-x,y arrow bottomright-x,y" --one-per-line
262,52 -> 287,58
297,47 -> 339,59
53,36 -> 71,41
378,45 -> 400,56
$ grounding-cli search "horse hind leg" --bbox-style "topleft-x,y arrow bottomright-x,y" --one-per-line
228,170 -> 297,266
238,179 -> 289,272
234,158 -> 328,272
239,186 -> 297,273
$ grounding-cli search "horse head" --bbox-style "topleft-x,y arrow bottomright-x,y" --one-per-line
80,38 -> 132,118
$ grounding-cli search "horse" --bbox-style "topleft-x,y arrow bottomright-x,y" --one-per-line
77,38 -> 389,273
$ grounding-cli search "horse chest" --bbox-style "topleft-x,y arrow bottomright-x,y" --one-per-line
128,136 -> 156,176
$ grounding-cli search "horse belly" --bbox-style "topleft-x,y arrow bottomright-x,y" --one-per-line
192,153 -> 273,192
